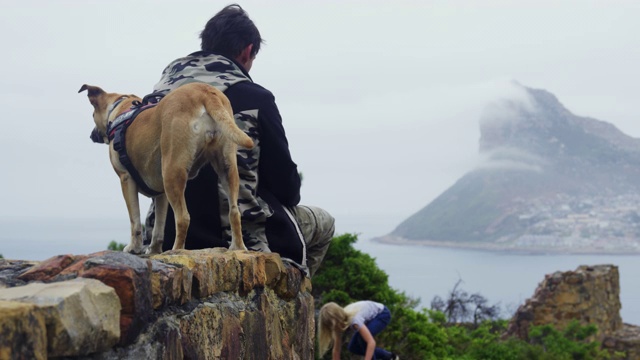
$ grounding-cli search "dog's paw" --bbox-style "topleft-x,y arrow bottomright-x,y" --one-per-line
123,243 -> 144,254
145,244 -> 163,255
229,242 -> 248,251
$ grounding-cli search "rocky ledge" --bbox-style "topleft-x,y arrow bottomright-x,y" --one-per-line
0,249 -> 313,359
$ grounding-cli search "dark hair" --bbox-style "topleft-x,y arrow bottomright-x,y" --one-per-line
200,4 -> 263,58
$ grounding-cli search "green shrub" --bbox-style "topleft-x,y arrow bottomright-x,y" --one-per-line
312,233 -> 398,304
527,321 -> 611,360
107,240 -> 126,251
313,234 -> 620,360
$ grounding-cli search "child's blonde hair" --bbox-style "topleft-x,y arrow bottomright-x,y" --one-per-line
317,302 -> 355,357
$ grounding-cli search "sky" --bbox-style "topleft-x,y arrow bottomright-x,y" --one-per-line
1,0 -> 640,243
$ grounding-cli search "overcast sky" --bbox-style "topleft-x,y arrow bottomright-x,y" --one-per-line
1,0 -> 640,241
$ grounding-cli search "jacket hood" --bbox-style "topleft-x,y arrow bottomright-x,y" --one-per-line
153,52 -> 251,94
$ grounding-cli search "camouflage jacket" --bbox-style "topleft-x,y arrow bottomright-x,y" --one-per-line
153,52 -> 305,265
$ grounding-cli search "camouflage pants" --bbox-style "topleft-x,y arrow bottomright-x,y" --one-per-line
289,205 -> 335,277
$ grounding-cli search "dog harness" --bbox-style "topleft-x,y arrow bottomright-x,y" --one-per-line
106,93 -> 165,197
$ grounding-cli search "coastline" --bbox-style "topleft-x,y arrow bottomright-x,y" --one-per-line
372,235 -> 640,256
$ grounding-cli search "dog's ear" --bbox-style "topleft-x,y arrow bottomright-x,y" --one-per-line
78,84 -> 105,97
79,84 -> 106,107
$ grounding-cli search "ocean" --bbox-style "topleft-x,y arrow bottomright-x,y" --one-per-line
1,216 -> 638,325
354,238 -> 640,324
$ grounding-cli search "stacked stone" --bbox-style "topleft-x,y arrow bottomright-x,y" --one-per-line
0,249 -> 313,359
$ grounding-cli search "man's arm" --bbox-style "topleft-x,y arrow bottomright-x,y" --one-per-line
258,96 -> 301,206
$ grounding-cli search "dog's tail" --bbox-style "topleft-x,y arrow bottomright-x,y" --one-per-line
205,98 -> 254,149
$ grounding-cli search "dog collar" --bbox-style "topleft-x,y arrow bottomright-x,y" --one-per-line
106,96 -> 128,123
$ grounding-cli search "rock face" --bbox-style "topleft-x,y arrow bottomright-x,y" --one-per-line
0,249 -> 314,360
0,300 -> 47,360
387,83 -> 640,253
505,264 -> 640,358
0,278 -> 121,357
506,264 -> 622,340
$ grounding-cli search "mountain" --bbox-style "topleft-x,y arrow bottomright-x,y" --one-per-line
382,83 -> 640,253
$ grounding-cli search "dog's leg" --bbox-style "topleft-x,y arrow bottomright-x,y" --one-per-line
160,114 -> 198,251
146,194 -> 168,255
163,166 -> 190,250
119,174 -> 144,254
211,145 -> 248,251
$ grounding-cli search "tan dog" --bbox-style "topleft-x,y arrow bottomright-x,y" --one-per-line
79,82 -> 253,254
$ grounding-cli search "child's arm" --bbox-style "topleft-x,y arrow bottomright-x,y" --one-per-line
355,324 -> 376,360
332,332 -> 342,360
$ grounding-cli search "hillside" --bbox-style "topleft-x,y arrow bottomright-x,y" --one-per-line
381,83 -> 640,253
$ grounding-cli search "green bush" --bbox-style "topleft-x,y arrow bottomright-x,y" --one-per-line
312,233 -> 399,305
526,321 -> 609,360
107,240 -> 126,251
313,233 -> 621,360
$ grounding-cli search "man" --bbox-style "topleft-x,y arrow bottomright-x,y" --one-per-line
145,4 -> 334,277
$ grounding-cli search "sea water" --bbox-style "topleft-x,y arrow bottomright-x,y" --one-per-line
354,238 -> 640,324
1,216 -> 638,324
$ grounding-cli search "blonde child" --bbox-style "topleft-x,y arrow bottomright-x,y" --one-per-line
318,301 -> 399,360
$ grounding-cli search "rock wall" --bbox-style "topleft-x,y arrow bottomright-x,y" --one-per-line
0,249 -> 314,360
5,250 -> 640,359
